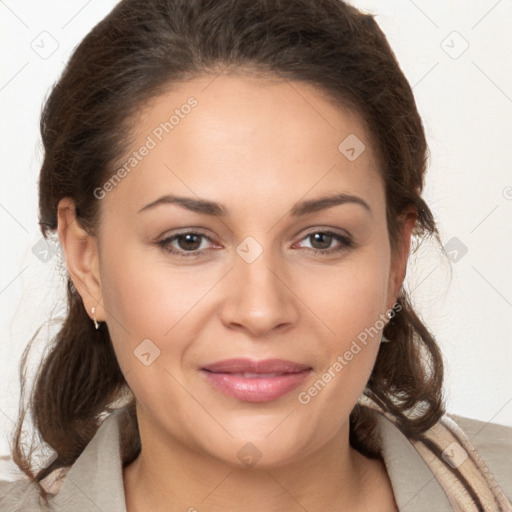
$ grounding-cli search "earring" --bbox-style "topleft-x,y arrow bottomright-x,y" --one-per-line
91,306 -> 99,330
381,308 -> 394,343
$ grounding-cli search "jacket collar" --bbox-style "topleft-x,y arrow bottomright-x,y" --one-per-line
50,408 -> 127,512
374,412 -> 453,511
49,407 -> 454,511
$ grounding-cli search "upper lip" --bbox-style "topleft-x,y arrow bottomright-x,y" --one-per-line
201,358 -> 311,374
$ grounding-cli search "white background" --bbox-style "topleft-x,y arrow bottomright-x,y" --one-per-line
1,0 -> 511,480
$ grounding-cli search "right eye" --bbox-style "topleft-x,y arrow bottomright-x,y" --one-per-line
157,231 -> 216,258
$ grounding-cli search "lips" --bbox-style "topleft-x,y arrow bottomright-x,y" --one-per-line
202,358 -> 311,374
201,358 -> 312,402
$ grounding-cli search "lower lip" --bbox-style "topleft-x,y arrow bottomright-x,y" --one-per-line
202,370 -> 312,402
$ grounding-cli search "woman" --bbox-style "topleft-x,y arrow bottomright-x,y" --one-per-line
1,0 -> 510,510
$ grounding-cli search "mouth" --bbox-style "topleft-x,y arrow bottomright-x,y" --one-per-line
200,358 -> 312,403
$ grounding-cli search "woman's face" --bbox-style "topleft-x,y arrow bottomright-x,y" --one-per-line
92,72 -> 412,467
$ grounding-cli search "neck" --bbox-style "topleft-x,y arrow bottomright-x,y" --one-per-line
123,412 -> 392,512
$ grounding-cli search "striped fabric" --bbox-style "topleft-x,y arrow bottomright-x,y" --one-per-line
362,398 -> 512,512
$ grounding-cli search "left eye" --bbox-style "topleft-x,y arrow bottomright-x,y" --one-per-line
295,231 -> 352,254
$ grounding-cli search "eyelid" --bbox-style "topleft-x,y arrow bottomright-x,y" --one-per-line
295,226 -> 352,241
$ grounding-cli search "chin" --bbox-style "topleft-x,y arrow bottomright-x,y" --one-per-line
205,432 -> 321,471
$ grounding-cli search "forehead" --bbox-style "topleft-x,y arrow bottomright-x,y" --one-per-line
101,72 -> 383,219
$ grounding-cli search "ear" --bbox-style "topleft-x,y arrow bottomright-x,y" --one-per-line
387,206 -> 417,309
57,197 -> 104,322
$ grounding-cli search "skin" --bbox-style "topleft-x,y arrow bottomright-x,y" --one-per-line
57,72 -> 416,511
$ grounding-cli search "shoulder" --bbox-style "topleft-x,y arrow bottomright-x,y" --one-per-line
0,409 -> 127,512
447,413 -> 512,503
362,399 -> 512,510
0,478 -> 47,512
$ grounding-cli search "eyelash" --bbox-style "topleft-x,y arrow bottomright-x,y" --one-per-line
156,230 -> 353,258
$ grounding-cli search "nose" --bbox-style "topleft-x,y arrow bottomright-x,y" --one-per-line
219,248 -> 300,338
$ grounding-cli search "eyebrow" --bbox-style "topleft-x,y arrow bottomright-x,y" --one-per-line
137,192 -> 371,217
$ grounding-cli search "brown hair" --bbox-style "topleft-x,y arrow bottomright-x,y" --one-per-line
13,0 -> 463,504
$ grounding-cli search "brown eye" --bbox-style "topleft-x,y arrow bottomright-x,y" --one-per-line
157,231 -> 213,258
175,233 -> 203,251
309,232 -> 334,250
296,230 -> 353,255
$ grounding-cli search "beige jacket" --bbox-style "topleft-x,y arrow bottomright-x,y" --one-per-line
1,403 -> 511,511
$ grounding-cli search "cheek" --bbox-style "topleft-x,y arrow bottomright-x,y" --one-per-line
98,243 -> 172,368
98,241 -> 221,376
294,247 -> 390,407
100,235 -> 203,329
303,248 -> 390,345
